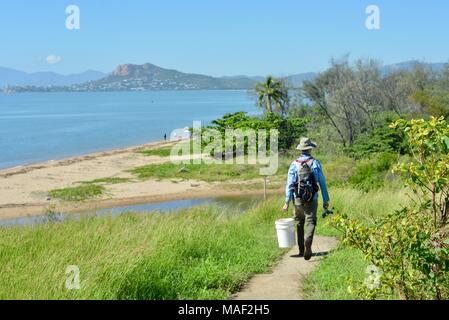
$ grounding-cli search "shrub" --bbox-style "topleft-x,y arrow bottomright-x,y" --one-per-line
200,112 -> 307,156
348,153 -> 398,191
333,117 -> 449,300
347,124 -> 406,159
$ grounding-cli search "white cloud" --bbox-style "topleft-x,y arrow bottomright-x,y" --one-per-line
46,55 -> 63,64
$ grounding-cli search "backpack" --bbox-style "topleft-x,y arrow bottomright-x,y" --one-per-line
294,158 -> 319,203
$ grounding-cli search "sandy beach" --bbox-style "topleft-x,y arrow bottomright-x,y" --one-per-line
0,140 -> 280,221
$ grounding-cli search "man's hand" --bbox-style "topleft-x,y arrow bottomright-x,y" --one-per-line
282,203 -> 289,213
323,202 -> 330,210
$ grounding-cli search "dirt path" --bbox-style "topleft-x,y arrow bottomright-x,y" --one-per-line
233,236 -> 339,300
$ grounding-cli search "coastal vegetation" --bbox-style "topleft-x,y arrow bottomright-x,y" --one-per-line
48,184 -> 106,202
130,162 -> 264,183
0,185 -> 406,299
296,58 -> 449,300
3,58 -> 449,300
255,76 -> 290,114
81,177 -> 131,185
0,200 -> 285,299
139,146 -> 173,157
48,178 -> 132,202
334,117 -> 449,300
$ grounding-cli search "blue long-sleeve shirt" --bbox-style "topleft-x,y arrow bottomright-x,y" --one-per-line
285,154 -> 330,204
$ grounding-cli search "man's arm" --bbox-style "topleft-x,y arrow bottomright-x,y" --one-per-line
283,162 -> 297,210
313,160 -> 330,206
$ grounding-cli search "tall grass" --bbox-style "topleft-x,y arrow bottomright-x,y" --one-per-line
317,186 -> 409,236
0,199 -> 285,300
2,180 -> 410,300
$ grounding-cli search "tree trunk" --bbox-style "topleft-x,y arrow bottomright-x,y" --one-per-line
318,102 -> 347,147
267,96 -> 272,113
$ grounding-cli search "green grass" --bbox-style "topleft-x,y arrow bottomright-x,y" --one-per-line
48,184 -> 105,202
304,247 -> 368,300
81,177 -> 131,185
0,198 -> 286,299
129,156 -> 291,183
307,186 -> 409,300
48,177 -> 130,202
139,147 -> 173,157
316,186 -> 409,236
139,141 -> 197,158
129,162 -> 264,183
10,145 -> 411,300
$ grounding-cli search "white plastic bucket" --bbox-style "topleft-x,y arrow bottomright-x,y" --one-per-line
275,218 -> 297,248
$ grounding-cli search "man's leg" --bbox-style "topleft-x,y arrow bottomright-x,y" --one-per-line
303,200 -> 318,260
294,205 -> 306,256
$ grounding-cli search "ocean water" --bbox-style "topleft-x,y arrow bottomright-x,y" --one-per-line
0,91 -> 258,169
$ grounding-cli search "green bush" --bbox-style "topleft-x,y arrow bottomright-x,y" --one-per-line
201,112 -> 307,155
347,125 -> 406,159
333,117 -> 449,300
348,153 -> 398,191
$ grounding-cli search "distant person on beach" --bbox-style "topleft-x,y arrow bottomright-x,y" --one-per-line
164,133 -> 167,141
282,138 -> 330,261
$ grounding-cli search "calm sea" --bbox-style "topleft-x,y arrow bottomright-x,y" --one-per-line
0,91 -> 258,169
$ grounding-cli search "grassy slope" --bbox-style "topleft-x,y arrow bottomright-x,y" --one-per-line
1,185 -> 407,300
0,199 -> 286,300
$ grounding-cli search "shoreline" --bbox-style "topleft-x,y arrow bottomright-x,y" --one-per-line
0,139 -> 173,178
0,188 -> 282,222
0,139 -> 283,221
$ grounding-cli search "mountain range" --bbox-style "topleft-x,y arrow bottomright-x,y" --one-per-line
0,68 -> 106,88
1,60 -> 446,92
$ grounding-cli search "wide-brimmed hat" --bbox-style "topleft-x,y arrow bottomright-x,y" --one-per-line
296,137 -> 317,151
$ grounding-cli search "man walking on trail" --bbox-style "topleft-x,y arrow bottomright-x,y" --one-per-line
282,137 -> 330,261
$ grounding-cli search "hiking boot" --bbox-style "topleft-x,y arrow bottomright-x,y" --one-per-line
304,245 -> 312,261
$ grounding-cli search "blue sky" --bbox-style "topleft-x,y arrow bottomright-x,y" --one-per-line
0,0 -> 448,76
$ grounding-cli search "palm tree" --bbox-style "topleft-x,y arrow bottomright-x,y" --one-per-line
255,76 -> 289,115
